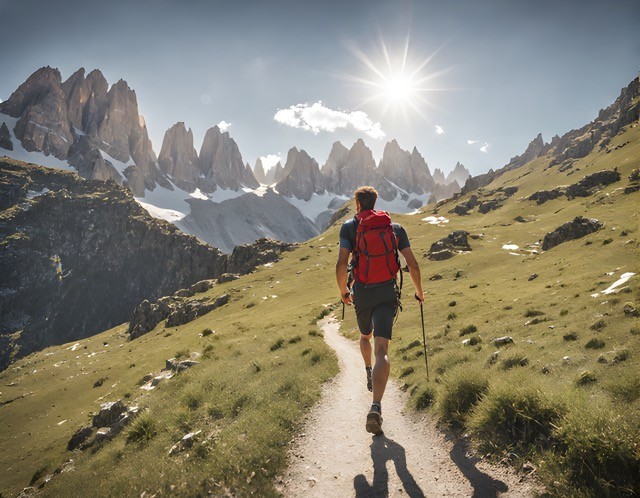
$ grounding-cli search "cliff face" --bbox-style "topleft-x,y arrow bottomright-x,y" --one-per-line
0,159 -> 293,370
275,147 -> 325,200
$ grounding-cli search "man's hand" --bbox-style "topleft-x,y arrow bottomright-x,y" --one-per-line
414,291 -> 425,304
341,289 -> 352,305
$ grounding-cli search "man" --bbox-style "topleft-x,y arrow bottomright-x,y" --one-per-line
336,186 -> 424,435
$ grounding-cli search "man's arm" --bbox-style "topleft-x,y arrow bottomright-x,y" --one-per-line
336,248 -> 352,304
400,246 -> 424,303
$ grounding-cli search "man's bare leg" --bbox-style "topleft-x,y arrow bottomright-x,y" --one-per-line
372,336 -> 390,403
359,332 -> 372,368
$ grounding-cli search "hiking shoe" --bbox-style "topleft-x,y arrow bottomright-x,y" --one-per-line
366,368 -> 372,392
366,410 -> 383,435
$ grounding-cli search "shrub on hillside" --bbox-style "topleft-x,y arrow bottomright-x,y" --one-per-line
585,338 -> 605,349
524,309 -> 545,317
459,324 -> 477,336
270,338 -> 284,351
126,413 -> 158,444
548,406 -> 640,496
469,382 -> 565,454
501,355 -> 529,370
415,385 -> 436,410
439,367 -> 489,428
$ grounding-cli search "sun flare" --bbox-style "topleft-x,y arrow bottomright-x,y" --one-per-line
344,34 -> 450,118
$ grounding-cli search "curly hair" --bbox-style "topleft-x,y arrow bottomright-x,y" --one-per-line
354,186 -> 378,211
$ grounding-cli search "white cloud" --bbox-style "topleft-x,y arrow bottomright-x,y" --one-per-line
480,142 -> 489,153
217,120 -> 231,132
435,125 -> 444,135
274,101 -> 385,139
467,139 -> 479,145
260,153 -> 281,170
467,139 -> 490,153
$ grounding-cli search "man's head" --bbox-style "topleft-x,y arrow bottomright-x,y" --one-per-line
354,186 -> 378,212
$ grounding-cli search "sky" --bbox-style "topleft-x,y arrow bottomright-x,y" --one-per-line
0,0 -> 638,176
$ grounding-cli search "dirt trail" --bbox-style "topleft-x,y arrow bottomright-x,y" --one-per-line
279,316 -> 540,497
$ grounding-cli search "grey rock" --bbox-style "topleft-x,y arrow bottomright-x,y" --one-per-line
566,170 -> 621,198
492,336 -> 514,347
542,216 -> 603,251
529,188 -> 565,205
276,147 -> 325,200
0,122 -> 13,150
428,230 -> 471,261
92,400 -> 127,427
218,273 -> 240,283
528,274 -> 538,281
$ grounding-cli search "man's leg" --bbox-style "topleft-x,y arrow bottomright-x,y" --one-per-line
372,336 -> 390,403
360,332 -> 372,368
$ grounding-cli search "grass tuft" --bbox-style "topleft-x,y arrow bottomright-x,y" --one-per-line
270,338 -> 285,351
459,324 -> 477,336
126,413 -> 158,444
415,386 -> 436,410
439,367 -> 489,428
585,338 -> 605,349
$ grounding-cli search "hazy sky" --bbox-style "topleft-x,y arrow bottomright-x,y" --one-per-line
1,0 -> 638,176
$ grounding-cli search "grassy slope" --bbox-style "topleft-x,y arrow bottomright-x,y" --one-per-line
1,123 -> 638,496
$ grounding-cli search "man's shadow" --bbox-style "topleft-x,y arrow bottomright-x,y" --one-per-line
353,435 -> 425,498
448,438 -> 509,497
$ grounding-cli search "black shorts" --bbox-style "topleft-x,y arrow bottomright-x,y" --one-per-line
352,281 -> 398,340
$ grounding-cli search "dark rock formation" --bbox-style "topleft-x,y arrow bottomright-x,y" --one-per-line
478,198 -> 504,214
158,122 -> 199,191
542,216 -> 603,251
427,230 -> 471,260
565,170 -> 621,198
276,147 -> 325,200
198,125 -> 259,191
529,188 -> 566,205
68,400 -> 139,451
0,122 -> 13,150
0,160 -> 295,370
129,292 -> 229,339
626,169 -> 640,194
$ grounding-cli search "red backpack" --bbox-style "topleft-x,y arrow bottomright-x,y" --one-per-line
352,210 -> 401,284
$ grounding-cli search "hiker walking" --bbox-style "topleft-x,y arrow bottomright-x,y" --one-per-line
336,186 -> 424,435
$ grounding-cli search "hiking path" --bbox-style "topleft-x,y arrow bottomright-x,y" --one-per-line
278,315 -> 541,497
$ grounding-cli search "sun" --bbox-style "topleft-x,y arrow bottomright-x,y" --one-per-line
344,34 -> 449,118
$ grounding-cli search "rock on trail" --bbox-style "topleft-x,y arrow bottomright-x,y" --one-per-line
280,316 -> 540,497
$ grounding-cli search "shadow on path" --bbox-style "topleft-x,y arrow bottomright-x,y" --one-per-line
354,435 -> 425,497
449,439 -> 509,497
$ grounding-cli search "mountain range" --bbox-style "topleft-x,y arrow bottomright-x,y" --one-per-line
0,66 -> 469,252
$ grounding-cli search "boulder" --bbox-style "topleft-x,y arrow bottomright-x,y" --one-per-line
0,122 -> 13,150
623,302 -> 638,317
427,231 -> 471,261
478,199 -> 503,214
450,203 -> 469,216
492,336 -> 514,347
92,400 -> 127,428
528,188 -> 565,205
625,169 -> 640,194
189,279 -> 216,294
566,170 -> 621,198
67,426 -> 94,451
217,273 -> 240,284
542,216 -> 603,251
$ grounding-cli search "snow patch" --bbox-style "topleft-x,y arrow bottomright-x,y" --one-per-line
98,149 -> 135,178
284,191 -> 348,224
502,244 -> 519,251
591,272 -> 636,297
422,216 -> 449,225
26,188 -> 50,199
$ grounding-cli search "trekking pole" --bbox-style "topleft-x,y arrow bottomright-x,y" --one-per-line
415,294 -> 429,382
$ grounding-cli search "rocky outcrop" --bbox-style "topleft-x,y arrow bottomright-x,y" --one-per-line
529,188 -> 566,205
626,169 -> 640,194
271,162 -> 284,184
129,291 -> 229,339
253,158 -> 266,183
427,230 -> 471,260
542,216 -> 603,251
445,162 -> 470,187
158,122 -> 199,191
276,147 -> 325,200
0,122 -> 12,150
565,170 -> 621,198
68,400 -> 139,451
0,160 -> 296,370
198,125 -> 259,191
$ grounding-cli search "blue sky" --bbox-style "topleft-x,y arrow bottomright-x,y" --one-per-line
0,0 -> 638,176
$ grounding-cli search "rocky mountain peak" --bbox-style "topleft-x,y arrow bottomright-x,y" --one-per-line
432,167 -> 446,185
253,158 -> 266,183
445,162 -> 470,187
276,147 -> 325,200
379,140 -> 434,195
158,122 -> 199,191
198,125 -> 259,191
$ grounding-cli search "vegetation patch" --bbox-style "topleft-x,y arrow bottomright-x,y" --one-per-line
459,324 -> 477,336
126,413 -> 158,444
438,367 -> 489,428
585,337 -> 605,349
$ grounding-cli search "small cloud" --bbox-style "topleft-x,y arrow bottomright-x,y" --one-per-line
274,101 -> 385,139
480,142 -> 489,153
435,125 -> 444,135
217,120 -> 231,132
467,139 -> 479,145
260,154 -> 281,170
